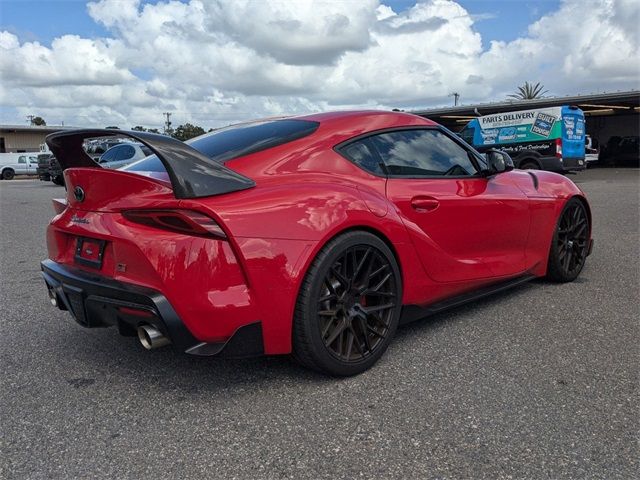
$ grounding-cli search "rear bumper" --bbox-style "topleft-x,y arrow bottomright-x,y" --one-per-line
540,156 -> 586,172
36,168 -> 51,180
41,259 -> 264,357
560,157 -> 587,171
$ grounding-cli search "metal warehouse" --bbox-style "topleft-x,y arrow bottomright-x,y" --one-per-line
0,125 -> 73,153
412,90 -> 640,164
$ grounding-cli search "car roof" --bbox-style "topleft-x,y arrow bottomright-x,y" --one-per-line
291,110 -> 438,143
296,109 -> 436,126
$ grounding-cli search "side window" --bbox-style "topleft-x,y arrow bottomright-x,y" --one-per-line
115,145 -> 135,161
369,129 -> 478,177
18,156 -> 26,164
339,139 -> 384,175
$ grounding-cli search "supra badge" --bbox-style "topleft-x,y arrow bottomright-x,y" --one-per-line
73,186 -> 85,202
70,216 -> 89,224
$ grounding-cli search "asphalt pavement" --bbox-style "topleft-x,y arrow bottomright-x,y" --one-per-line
1,168 -> 638,479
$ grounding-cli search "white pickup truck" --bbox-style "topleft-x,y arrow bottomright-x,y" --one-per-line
0,153 -> 40,180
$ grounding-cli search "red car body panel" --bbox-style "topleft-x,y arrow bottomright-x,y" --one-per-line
44,111 -> 591,355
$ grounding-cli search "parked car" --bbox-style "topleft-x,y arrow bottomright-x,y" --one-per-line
86,140 -> 122,161
47,142 -> 151,185
37,153 -> 54,181
599,135 -> 640,166
42,112 -> 593,376
97,143 -> 152,169
48,156 -> 65,186
585,134 -> 599,166
0,152 -> 40,179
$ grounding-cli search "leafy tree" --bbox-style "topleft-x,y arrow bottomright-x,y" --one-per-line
508,81 -> 548,100
32,116 -> 46,126
173,123 -> 205,141
131,126 -> 160,134
105,125 -> 120,129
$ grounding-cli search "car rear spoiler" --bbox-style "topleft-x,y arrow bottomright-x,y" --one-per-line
45,129 -> 255,199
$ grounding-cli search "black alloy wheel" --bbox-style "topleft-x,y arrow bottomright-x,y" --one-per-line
319,245 -> 396,361
293,231 -> 402,376
547,198 -> 590,282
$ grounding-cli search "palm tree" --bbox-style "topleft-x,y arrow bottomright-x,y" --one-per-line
508,81 -> 548,100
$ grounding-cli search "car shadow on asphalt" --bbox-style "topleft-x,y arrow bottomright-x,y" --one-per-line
56,280 -> 554,390
393,281 -> 538,341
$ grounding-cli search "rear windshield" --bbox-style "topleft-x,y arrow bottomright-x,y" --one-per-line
125,119 -> 319,173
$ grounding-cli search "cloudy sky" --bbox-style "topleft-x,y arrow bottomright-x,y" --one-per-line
1,0 -> 639,129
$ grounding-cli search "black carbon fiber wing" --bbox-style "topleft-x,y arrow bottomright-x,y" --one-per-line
45,129 -> 255,199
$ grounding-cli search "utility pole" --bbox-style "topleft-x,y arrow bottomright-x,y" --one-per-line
163,112 -> 173,135
449,92 -> 460,106
26,115 -> 35,126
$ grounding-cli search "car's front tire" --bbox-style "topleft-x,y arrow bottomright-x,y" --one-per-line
292,231 -> 402,376
546,197 -> 590,282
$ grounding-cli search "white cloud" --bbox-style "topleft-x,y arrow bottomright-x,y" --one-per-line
0,0 -> 638,128
478,0 -> 640,96
0,32 -> 133,88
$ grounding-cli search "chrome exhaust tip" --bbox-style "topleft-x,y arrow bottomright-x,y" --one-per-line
47,288 -> 58,307
137,325 -> 171,350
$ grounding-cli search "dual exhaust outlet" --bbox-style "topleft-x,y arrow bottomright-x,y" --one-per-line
46,284 -> 170,351
137,324 -> 171,350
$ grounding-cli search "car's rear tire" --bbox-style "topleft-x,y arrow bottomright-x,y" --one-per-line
292,231 -> 402,376
2,169 -> 15,180
546,198 -> 590,282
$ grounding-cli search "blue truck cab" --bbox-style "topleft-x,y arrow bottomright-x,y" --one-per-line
459,105 -> 586,172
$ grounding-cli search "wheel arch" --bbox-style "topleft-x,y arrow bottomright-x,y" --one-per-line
317,224 -> 404,285
517,156 -> 542,169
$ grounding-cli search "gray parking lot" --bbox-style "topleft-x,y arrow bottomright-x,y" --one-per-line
1,168 -> 638,479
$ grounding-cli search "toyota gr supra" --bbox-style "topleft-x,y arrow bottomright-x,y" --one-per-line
41,111 -> 593,376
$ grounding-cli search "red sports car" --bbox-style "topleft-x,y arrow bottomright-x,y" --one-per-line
42,111 -> 593,376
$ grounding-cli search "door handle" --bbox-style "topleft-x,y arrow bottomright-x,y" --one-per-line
410,196 -> 440,212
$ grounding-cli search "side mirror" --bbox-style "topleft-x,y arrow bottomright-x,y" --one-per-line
484,149 -> 514,175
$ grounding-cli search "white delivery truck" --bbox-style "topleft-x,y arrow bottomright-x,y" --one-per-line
459,105 -> 587,172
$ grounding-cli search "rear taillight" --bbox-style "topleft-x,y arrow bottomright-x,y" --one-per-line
555,138 -> 563,158
122,209 -> 226,239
